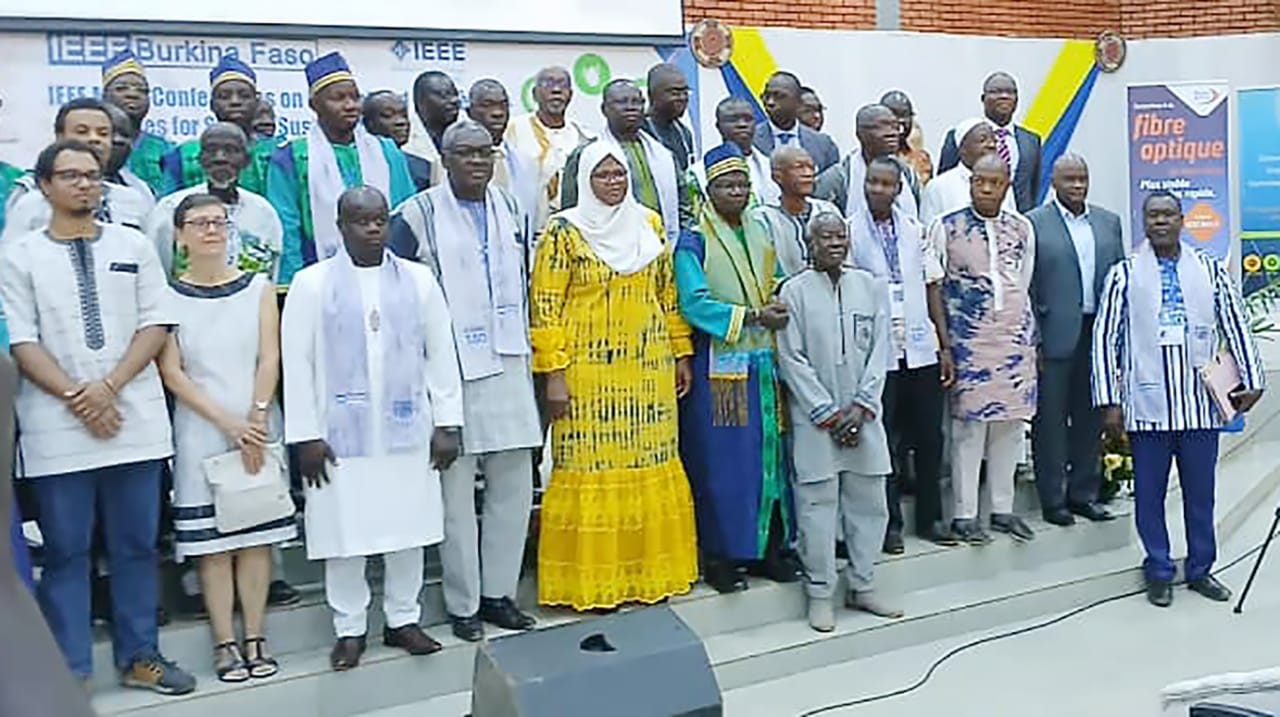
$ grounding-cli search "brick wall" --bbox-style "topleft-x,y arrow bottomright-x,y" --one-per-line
682,0 -> 1280,38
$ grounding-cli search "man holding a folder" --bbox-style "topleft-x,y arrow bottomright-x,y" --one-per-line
1092,190 -> 1266,609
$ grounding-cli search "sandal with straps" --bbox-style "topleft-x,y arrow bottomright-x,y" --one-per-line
244,636 -> 280,679
214,641 -> 250,683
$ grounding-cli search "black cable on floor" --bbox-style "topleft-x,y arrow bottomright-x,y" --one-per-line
796,532 -> 1276,716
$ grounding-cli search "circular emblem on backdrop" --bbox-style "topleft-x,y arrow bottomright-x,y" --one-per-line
1095,31 -> 1127,73
690,19 -> 734,69
1265,253 -> 1280,273
1244,254 -> 1264,274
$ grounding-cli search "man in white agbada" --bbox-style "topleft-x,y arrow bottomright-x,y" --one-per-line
919,117 -> 1015,228
146,123 -> 283,279
814,104 -> 918,221
776,212 -> 903,633
282,186 -> 464,672
754,146 -> 841,277
4,98 -> 151,241
505,66 -> 596,236
388,120 -> 542,642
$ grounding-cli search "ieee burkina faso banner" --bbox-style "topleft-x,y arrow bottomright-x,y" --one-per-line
1127,82 -> 1230,260
1239,86 -> 1280,296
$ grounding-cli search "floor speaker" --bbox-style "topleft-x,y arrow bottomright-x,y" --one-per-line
472,605 -> 722,717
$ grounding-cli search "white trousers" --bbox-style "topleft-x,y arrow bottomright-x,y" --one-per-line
440,449 -> 534,617
325,548 -> 424,638
793,471 -> 887,598
951,419 -> 1022,520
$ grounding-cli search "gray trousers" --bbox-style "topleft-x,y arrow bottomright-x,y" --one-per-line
794,471 -> 887,599
440,449 -> 534,617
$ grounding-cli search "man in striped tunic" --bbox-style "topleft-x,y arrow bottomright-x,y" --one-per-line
1092,190 -> 1265,608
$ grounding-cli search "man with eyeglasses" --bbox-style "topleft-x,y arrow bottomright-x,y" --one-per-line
3,98 -> 152,242
0,139 -> 195,695
506,66 -> 595,237
466,79 -> 536,241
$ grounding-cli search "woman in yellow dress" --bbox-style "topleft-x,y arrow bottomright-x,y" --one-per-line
531,140 -> 698,611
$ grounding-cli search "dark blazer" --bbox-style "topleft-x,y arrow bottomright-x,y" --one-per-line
752,122 -> 840,174
938,124 -> 1042,213
1027,202 -> 1125,360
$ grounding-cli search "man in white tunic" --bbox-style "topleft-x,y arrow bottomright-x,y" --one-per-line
389,120 -> 542,642
282,186 -> 464,672
4,98 -> 151,241
919,118 -> 1014,228
777,212 -> 902,633
146,123 -> 283,280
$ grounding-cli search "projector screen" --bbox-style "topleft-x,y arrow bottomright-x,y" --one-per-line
0,0 -> 686,39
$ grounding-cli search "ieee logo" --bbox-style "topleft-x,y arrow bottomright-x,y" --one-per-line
388,40 -> 467,64
390,41 -> 410,61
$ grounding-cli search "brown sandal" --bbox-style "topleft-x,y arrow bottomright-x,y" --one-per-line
244,636 -> 279,679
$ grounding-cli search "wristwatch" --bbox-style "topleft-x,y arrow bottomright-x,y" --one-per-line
253,400 -> 270,412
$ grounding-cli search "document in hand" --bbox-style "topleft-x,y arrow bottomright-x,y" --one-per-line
1200,347 -> 1242,423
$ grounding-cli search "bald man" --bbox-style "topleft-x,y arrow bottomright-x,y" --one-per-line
642,63 -> 696,174
756,146 -> 839,277
1027,154 -> 1124,526
814,103 -> 918,219
467,79 -> 535,238
937,72 -> 1042,212
505,66 -> 595,234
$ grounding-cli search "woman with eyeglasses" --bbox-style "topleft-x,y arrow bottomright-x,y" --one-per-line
157,193 -> 295,683
531,140 -> 698,612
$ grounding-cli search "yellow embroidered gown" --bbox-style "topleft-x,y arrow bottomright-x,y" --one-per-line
531,212 -> 698,610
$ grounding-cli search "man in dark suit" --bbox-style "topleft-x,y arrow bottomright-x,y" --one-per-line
938,72 -> 1041,212
1028,154 -> 1124,526
752,72 -> 840,173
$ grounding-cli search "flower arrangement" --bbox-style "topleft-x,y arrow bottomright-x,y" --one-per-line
1100,430 -> 1134,502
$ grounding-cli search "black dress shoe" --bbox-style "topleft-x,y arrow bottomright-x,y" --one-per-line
267,579 -> 303,607
705,560 -> 748,594
990,513 -> 1036,542
1068,502 -> 1116,522
920,522 -> 961,547
882,531 -> 905,555
1146,580 -> 1174,608
479,597 -> 536,631
384,624 -> 443,655
330,635 -> 367,671
1043,508 -> 1076,527
449,613 -> 484,642
759,551 -> 803,583
1188,575 -> 1232,602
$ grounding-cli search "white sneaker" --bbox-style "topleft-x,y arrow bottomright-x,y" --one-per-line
808,598 -> 836,633
847,590 -> 904,619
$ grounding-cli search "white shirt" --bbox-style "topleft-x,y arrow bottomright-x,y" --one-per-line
919,164 -> 1017,229
0,224 -> 175,477
771,121 -> 801,148
146,184 -> 284,281
505,113 -> 596,232
994,122 -> 1021,175
1055,197 -> 1097,314
2,180 -> 152,242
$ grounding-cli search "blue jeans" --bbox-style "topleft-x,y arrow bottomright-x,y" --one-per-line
32,459 -> 163,677
1130,430 -> 1219,583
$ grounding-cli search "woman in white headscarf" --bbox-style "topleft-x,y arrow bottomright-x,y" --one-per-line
529,140 -> 698,612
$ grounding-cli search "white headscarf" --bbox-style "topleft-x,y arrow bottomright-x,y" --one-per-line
558,141 -> 663,275
952,117 -> 994,159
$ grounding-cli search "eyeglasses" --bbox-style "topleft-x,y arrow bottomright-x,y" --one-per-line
536,78 -> 571,90
182,217 -> 228,231
52,169 -> 101,184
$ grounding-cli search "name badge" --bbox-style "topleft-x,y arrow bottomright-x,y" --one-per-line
889,282 -> 906,320
1158,324 -> 1185,346
908,325 -> 931,348
461,325 -> 489,346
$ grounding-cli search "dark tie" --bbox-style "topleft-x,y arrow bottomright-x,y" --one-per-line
778,132 -> 795,146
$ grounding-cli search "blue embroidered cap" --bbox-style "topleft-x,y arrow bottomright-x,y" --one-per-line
102,49 -> 146,86
305,51 -> 355,96
703,142 -> 749,183
210,56 -> 257,90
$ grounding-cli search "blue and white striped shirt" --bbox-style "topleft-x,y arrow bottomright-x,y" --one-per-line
1091,248 -> 1265,432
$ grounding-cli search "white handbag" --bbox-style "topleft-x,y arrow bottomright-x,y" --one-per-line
201,442 -> 294,534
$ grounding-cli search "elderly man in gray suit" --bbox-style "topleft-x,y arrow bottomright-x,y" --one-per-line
1028,154 -> 1125,526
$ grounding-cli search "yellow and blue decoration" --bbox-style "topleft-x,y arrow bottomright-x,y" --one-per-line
210,56 -> 257,91
305,51 -> 356,97
101,49 -> 147,86
713,29 -> 1102,206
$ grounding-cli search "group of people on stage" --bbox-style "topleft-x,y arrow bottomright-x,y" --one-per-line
0,44 -> 1266,696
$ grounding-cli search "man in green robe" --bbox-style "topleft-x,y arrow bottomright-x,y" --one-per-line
101,50 -> 172,196
159,56 -> 273,196
265,51 -> 414,290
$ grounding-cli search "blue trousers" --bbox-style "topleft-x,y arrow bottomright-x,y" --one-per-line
31,459 -> 163,677
1130,430 -> 1219,583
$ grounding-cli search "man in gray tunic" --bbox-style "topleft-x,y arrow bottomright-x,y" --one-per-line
753,146 -> 841,277
776,212 -> 903,633
388,120 -> 542,642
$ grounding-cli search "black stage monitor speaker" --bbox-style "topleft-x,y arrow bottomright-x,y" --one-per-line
472,605 -> 723,717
